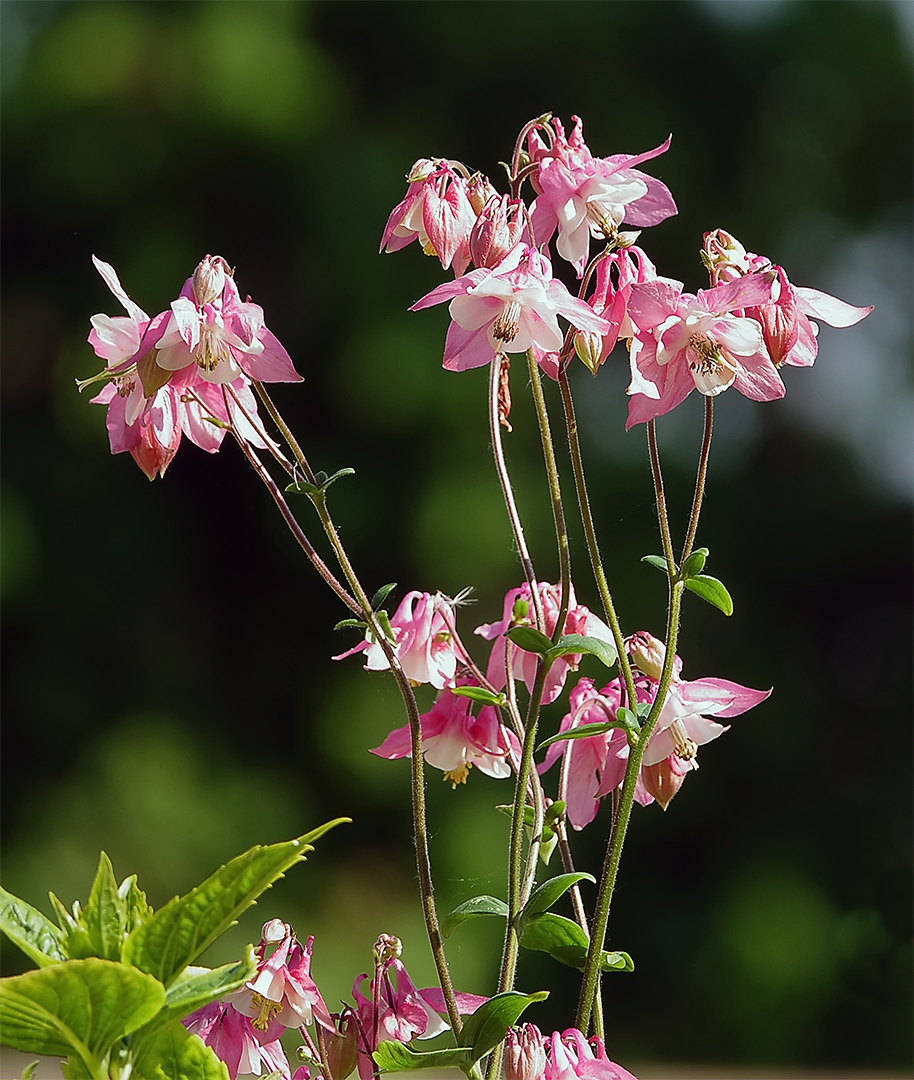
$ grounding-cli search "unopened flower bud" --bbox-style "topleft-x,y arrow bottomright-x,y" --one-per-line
406,158 -> 439,183
374,933 -> 402,967
261,918 -> 288,945
626,631 -> 665,681
640,754 -> 690,810
324,1014 -> 359,1080
511,598 -> 530,624
192,255 -> 226,307
573,329 -> 605,375
504,1024 -> 546,1080
701,229 -> 748,285
466,172 -> 499,216
615,230 -> 641,249
469,194 -> 525,269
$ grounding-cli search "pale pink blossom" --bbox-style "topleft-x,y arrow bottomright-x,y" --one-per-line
183,1000 -> 290,1080
469,193 -> 526,270
411,244 -> 611,373
507,1026 -> 638,1080
527,116 -> 676,275
334,590 -> 466,690
505,1024 -> 548,1080
371,679 -> 519,787
625,271 -> 779,428
475,582 -> 615,706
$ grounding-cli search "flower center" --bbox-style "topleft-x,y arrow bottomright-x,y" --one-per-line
443,763 -> 471,788
492,300 -> 522,343
196,325 -> 231,372
687,332 -> 723,376
669,719 -> 698,762
250,992 -> 283,1032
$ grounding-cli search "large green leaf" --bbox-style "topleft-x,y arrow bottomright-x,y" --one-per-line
458,990 -> 548,1061
132,1020 -> 230,1080
505,626 -> 553,654
521,873 -> 595,922
122,820 -> 347,987
0,958 -> 165,1073
544,633 -> 617,670
683,574 -> 733,615
373,1041 -> 473,1073
84,853 -> 126,962
442,896 -> 509,938
519,913 -> 632,972
0,887 -> 67,968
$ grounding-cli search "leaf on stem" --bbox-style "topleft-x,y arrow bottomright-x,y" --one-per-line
683,575 -> 733,616
641,554 -> 676,574
370,582 -> 397,610
83,853 -> 126,962
373,1042 -> 473,1074
285,468 -> 356,498
680,547 -> 709,579
442,896 -> 509,938
458,990 -> 549,1061
505,626 -> 554,654
544,634 -> 617,669
0,888 -> 67,968
132,1019 -> 230,1080
449,686 -> 506,707
521,873 -> 595,921
519,912 -> 633,972
537,722 -> 619,752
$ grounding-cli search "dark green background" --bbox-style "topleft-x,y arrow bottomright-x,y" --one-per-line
2,1 -> 911,1073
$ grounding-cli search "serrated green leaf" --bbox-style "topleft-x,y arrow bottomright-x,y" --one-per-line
458,990 -> 549,1061
544,633 -> 617,669
449,686 -> 506,707
519,913 -> 633,972
505,626 -> 553,654
537,721 -> 619,753
0,887 -> 67,968
373,1041 -> 473,1073
84,853 -> 126,962
641,554 -> 675,573
683,575 -> 733,616
118,876 -> 153,935
522,873 -> 595,922
442,896 -> 509,938
48,893 -> 93,961
132,1019 -> 229,1080
122,821 -> 348,988
680,547 -> 709,579
0,958 -> 165,1071
370,582 -> 397,610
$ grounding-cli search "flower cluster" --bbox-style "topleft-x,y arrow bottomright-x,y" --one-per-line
84,254 -> 299,479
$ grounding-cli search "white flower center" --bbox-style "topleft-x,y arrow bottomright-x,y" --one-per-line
196,325 -> 231,372
492,300 -> 522,343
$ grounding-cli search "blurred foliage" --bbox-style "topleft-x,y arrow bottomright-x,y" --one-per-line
1,0 -> 911,1073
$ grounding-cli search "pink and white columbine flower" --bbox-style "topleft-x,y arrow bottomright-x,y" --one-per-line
411,244 -> 611,373
372,679 -> 519,787
702,228 -> 873,368
155,256 -> 300,385
227,920 -> 331,1034
475,582 -> 615,706
527,115 -> 677,275
183,1000 -> 290,1080
625,271 -> 779,428
380,159 -> 477,275
333,590 -> 467,690
506,1025 -> 639,1080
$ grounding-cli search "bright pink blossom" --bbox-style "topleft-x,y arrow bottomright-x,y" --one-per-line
527,116 -> 676,275
411,244 -> 611,373
183,1000 -> 290,1080
475,582 -> 615,706
625,271 -> 780,428
334,590 -> 466,690
372,679 -> 519,787
507,1025 -> 639,1080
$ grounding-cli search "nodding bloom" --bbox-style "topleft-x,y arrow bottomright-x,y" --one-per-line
412,244 -> 610,373
371,679 -> 519,787
475,581 -> 615,706
702,228 -> 873,368
527,115 -> 677,275
380,158 -> 477,275
505,1024 -> 639,1080
183,1000 -> 290,1080
625,271 -> 780,428
333,590 -> 468,690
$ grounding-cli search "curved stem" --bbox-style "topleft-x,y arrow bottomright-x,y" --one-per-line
681,396 -> 714,563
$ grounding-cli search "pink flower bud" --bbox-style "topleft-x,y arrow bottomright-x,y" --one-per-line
261,919 -> 288,945
466,173 -> 499,215
573,329 -> 604,375
324,1013 -> 359,1080
406,158 -> 439,183
754,267 -> 799,366
192,255 -> 227,307
626,631 -> 665,681
505,1024 -> 547,1080
469,194 -> 525,269
640,754 -> 690,810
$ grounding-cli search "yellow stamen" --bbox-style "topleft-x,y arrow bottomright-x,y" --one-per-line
443,763 -> 471,788
249,992 -> 283,1032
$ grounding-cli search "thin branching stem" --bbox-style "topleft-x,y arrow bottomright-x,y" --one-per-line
681,396 -> 714,563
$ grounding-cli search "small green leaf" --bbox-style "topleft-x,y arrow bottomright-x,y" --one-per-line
520,913 -> 633,972
370,583 -> 397,610
449,686 -> 506,707
201,416 -> 232,431
320,467 -> 356,489
522,873 -> 595,922
642,554 -> 675,574
544,633 -> 617,669
0,887 -> 67,968
0,959 -> 165,1069
544,800 -> 566,824
683,575 -> 733,616
373,1041 -> 472,1074
122,821 -> 348,988
333,618 -> 367,631
21,1062 -> 38,1080
506,626 -> 554,654
458,990 -> 549,1061
48,893 -> 93,961
83,853 -> 126,962
132,1019 -> 230,1080
680,547 -> 709,579
118,876 -> 153,935
537,722 -> 619,752
285,479 -> 321,496
442,896 -> 509,938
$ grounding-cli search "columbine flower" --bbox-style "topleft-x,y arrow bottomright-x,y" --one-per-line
468,193 -> 526,270
227,921 -> 331,1034
371,679 -> 519,787
544,1027 -> 640,1080
411,244 -> 610,373
527,115 -> 677,275
475,582 -> 615,706
505,1024 -> 548,1080
334,590 -> 467,690
625,271 -> 779,427
183,1000 -> 290,1080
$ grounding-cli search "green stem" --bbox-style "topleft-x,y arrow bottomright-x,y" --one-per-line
681,396 -> 714,563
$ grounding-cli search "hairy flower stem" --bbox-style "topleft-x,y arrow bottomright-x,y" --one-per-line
527,351 -> 572,637
488,355 -> 544,632
681,397 -> 714,563
232,400 -> 462,1037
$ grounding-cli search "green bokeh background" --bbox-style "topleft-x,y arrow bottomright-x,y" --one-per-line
1,0 -> 911,1073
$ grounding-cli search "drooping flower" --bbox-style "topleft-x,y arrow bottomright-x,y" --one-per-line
625,271 -> 779,427
475,581 -> 615,706
183,1000 -> 290,1080
544,1027 -> 640,1080
527,115 -> 677,275
469,193 -> 526,270
504,1023 -> 548,1080
372,679 -> 519,787
333,590 -> 467,690
411,244 -> 611,373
